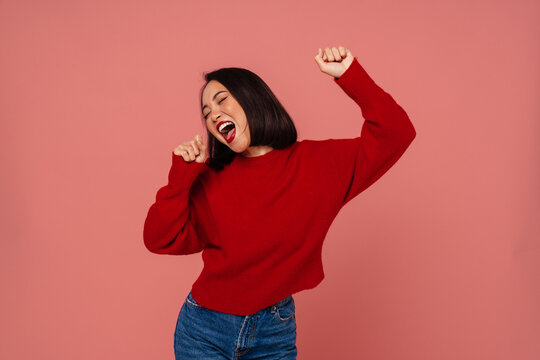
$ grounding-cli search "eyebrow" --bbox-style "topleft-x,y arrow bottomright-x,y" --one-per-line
202,90 -> 227,113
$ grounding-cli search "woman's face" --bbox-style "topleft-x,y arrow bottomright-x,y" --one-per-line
201,80 -> 250,153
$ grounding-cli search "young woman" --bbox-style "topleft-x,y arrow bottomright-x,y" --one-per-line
143,46 -> 416,359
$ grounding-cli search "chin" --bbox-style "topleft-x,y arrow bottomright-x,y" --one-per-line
231,146 -> 247,154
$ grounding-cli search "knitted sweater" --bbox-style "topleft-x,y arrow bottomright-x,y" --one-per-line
143,57 -> 416,315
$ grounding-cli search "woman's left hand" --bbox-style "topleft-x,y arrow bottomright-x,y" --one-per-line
314,46 -> 354,79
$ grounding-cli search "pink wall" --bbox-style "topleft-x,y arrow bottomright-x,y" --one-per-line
1,0 -> 538,359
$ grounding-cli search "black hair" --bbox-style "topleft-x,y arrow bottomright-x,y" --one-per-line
199,66 -> 297,171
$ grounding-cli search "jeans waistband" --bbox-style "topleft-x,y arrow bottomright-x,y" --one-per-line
188,290 -> 293,315
273,295 -> 293,307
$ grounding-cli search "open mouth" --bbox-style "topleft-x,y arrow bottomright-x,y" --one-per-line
218,121 -> 236,143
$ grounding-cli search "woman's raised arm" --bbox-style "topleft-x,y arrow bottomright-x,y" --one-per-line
314,46 -> 416,206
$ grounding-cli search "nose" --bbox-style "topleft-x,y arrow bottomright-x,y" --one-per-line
210,111 -> 222,122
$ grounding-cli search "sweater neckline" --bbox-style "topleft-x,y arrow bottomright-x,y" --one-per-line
233,144 -> 294,166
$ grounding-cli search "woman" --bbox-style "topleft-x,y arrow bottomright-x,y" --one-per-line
143,46 -> 416,359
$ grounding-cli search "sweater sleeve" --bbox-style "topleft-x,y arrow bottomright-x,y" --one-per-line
143,152 -> 207,255
324,57 -> 417,206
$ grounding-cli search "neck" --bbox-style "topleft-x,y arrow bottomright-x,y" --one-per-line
240,145 -> 274,158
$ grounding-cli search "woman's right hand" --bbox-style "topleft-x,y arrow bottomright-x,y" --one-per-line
174,134 -> 208,163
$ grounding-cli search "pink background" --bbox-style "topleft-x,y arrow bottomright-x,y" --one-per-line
1,0 -> 538,359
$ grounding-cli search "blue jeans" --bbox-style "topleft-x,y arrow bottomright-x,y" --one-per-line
174,290 -> 297,359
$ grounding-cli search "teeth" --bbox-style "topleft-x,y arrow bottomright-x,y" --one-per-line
218,121 -> 234,133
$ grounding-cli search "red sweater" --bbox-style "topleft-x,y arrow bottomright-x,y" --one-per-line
143,57 -> 416,315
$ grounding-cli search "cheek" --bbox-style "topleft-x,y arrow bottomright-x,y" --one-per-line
229,102 -> 243,116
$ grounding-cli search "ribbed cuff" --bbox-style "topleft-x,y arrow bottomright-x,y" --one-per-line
168,151 -> 206,186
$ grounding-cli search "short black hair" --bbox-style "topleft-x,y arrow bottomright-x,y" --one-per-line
199,66 -> 297,171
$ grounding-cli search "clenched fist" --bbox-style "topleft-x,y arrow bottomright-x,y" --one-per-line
174,134 -> 208,163
314,46 -> 354,79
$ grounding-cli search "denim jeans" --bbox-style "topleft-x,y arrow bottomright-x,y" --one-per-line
174,290 -> 297,359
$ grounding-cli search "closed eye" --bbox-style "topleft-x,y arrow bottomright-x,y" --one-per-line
203,97 -> 227,119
